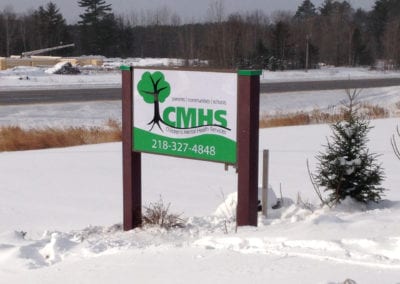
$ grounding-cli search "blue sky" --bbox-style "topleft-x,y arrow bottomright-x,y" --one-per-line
0,0 -> 376,24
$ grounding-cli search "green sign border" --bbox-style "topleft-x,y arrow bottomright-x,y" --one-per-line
238,70 -> 262,76
120,65 -> 131,71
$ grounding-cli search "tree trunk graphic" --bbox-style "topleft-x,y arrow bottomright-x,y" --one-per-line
137,71 -> 171,131
148,92 -> 165,131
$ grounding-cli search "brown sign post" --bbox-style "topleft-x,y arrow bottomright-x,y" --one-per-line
121,65 -> 142,230
121,66 -> 261,230
237,70 -> 261,226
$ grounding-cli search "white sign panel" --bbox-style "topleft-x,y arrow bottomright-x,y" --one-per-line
133,69 -> 237,163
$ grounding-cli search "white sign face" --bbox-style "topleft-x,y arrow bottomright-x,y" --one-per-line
133,69 -> 237,163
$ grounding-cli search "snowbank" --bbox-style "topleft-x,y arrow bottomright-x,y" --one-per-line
1,119 -> 400,283
1,62 -> 400,283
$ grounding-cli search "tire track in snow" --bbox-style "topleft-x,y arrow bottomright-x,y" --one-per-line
194,236 -> 400,270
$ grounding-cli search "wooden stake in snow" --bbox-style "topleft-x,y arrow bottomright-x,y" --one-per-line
262,150 -> 269,217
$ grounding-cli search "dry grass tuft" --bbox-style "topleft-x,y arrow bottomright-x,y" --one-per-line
260,112 -> 311,128
260,103 -> 390,128
0,119 -> 121,152
143,198 -> 186,229
0,102 -> 393,151
360,103 -> 389,118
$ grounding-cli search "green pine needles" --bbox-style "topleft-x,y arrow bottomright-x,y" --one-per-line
308,89 -> 386,206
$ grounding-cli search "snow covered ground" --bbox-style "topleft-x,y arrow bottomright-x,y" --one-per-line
262,66 -> 400,82
0,58 -> 192,91
1,85 -> 400,129
1,59 -> 400,91
1,63 -> 400,283
1,62 -> 400,129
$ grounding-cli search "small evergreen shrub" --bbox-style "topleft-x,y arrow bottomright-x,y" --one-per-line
309,89 -> 386,206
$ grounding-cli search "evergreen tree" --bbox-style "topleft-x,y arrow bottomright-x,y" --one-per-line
317,0 -> 354,66
271,20 -> 290,68
351,27 -> 368,66
32,2 -> 68,50
78,0 -> 112,25
320,0 -> 334,16
352,9 -> 372,66
320,0 -> 352,17
77,0 -> 117,55
310,90 -> 385,205
370,0 -> 400,60
295,0 -> 317,20
369,0 -> 391,56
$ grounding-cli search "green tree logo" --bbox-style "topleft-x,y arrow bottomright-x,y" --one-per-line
137,71 -> 171,131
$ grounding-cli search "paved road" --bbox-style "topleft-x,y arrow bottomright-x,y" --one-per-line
0,88 -> 121,105
1,78 -> 400,105
260,78 -> 400,93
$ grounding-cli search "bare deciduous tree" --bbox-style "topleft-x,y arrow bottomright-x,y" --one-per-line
391,126 -> 400,160
383,18 -> 400,68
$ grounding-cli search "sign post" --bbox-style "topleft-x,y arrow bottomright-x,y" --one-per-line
121,66 -> 142,230
121,66 -> 261,230
236,70 -> 261,226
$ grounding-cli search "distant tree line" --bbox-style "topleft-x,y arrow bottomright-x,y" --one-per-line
0,0 -> 399,69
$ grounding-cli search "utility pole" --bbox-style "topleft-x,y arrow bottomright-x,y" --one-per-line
305,34 -> 310,72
